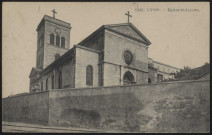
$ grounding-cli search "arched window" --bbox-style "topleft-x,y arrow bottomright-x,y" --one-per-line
50,34 -> 54,45
46,78 -> 48,90
61,37 -> 65,48
58,71 -> 62,89
56,36 -> 60,46
123,71 -> 135,85
86,65 -> 93,86
41,81 -> 43,91
55,53 -> 60,60
52,75 -> 54,89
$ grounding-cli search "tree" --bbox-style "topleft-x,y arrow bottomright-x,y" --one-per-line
174,66 -> 192,80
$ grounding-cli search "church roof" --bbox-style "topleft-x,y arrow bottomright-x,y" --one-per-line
39,45 -> 99,77
78,23 -> 151,46
29,67 -> 41,78
104,23 -> 151,45
37,15 -> 71,31
152,60 -> 181,70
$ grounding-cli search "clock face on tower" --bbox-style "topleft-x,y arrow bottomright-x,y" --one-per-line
55,28 -> 61,35
123,50 -> 133,65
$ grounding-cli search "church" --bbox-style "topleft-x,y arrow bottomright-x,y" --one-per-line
29,11 -> 180,93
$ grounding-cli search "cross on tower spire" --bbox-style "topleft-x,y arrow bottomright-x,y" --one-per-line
125,11 -> 132,23
51,9 -> 57,19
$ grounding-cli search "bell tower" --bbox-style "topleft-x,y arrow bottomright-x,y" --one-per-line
36,10 -> 71,70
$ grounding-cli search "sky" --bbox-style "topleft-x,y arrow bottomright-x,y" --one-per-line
2,2 -> 210,97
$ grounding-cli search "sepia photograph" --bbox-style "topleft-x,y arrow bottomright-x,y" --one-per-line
2,2 -> 210,133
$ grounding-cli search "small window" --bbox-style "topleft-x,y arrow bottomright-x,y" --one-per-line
46,78 -> 48,90
50,34 -> 54,45
58,71 -> 62,89
52,75 -> 54,89
86,65 -> 93,86
61,37 -> 65,48
56,36 -> 60,46
148,78 -> 151,83
55,53 -> 60,60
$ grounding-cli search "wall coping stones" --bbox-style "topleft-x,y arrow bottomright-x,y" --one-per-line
3,79 -> 209,100
52,79 -> 210,91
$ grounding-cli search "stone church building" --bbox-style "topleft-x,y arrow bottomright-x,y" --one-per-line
29,14 -> 179,93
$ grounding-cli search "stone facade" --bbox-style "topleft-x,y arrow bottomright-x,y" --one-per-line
78,24 -> 151,86
152,60 -> 180,81
75,46 -> 99,88
30,48 -> 76,93
36,15 -> 71,70
104,29 -> 149,85
147,58 -> 180,82
29,15 -> 180,93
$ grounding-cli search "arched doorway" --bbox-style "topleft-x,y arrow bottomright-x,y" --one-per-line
123,71 -> 135,85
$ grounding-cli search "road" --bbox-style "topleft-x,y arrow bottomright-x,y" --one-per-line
2,121 -> 123,133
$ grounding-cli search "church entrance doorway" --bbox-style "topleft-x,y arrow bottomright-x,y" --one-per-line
123,71 -> 135,85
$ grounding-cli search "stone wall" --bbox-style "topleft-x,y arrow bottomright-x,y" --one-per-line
148,67 -> 157,83
2,80 -> 210,132
2,91 -> 49,125
44,45 -> 68,68
43,18 -> 70,69
75,47 -> 99,88
48,80 -> 210,132
104,30 -> 148,72
45,21 -> 71,49
36,23 -> 45,69
30,56 -> 75,92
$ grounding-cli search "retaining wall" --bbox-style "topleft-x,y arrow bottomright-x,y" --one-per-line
2,80 -> 210,132
2,91 -> 49,125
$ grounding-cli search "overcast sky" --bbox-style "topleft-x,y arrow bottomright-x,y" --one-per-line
2,2 -> 209,97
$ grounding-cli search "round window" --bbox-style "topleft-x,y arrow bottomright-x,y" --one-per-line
123,50 -> 133,65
